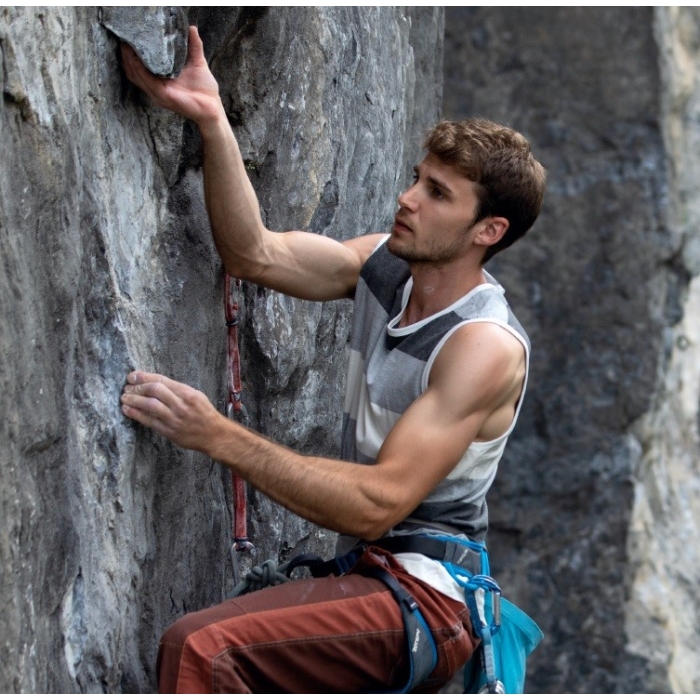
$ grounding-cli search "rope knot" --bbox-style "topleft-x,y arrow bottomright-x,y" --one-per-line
230,559 -> 291,597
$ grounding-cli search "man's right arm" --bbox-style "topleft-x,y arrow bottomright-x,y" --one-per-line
121,26 -> 383,301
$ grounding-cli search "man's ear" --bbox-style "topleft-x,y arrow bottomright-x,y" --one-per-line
474,217 -> 509,247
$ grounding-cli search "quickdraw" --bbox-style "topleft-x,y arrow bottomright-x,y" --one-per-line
224,272 -> 254,582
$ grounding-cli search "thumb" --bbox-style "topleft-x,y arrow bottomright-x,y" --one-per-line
187,26 -> 207,66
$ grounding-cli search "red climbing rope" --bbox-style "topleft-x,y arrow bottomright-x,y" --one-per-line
224,272 -> 254,581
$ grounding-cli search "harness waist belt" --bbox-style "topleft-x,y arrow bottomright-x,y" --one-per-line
286,534 -> 484,580
371,535 -> 483,574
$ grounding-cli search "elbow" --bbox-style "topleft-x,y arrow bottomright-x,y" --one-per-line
361,522 -> 393,543
222,237 -> 271,283
359,514 -> 403,542
339,469 -> 416,541
350,521 -> 388,543
352,495 -> 407,542
223,259 -> 250,281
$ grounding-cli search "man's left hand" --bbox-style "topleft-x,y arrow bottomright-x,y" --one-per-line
121,371 -> 225,452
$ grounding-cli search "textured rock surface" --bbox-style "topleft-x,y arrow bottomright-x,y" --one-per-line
444,7 -> 700,693
101,7 -> 189,77
0,6 -> 443,692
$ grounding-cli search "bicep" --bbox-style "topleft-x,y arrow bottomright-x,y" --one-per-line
371,383 -> 489,522
369,325 -> 524,528
254,231 -> 385,301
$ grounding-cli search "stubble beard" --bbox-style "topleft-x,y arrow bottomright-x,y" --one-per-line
387,224 -> 473,266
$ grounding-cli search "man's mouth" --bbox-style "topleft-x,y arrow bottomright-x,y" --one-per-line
393,217 -> 412,234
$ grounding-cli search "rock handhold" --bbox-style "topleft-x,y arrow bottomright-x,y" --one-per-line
101,6 -> 188,77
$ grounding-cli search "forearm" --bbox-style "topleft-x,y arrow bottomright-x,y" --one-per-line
198,111 -> 269,280
207,418 -> 394,539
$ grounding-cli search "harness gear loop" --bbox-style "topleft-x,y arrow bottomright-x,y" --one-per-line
224,273 -> 254,581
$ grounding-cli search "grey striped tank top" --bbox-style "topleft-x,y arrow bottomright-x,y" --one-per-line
340,237 -> 530,541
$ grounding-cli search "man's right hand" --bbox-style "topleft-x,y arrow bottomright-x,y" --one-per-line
120,26 -> 223,128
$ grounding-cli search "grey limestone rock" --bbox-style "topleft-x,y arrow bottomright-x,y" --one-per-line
0,6 -> 443,692
444,6 -> 700,693
100,6 -> 188,77
9,5 -> 699,695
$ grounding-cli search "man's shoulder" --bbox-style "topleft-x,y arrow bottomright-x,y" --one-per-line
342,233 -> 389,268
420,319 -> 528,445
446,321 -> 525,362
429,320 -> 527,401
460,273 -> 531,353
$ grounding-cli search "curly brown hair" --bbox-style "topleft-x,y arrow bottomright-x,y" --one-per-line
424,119 -> 546,263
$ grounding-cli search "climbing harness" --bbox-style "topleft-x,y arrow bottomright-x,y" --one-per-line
224,273 -> 254,582
227,545 -> 438,692
436,535 -> 505,694
362,566 -> 438,693
227,533 -> 542,693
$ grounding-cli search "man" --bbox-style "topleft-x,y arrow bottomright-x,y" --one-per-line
120,26 -> 546,693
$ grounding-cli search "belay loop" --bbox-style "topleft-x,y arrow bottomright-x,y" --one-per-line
224,272 -> 254,583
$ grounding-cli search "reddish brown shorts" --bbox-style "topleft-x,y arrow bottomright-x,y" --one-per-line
157,548 -> 478,693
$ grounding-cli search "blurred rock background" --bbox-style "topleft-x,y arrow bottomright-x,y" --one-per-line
0,6 -> 697,693
443,8 -> 700,693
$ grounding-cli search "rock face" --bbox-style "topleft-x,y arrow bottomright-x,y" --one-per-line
0,6 -> 443,692
444,7 -> 700,693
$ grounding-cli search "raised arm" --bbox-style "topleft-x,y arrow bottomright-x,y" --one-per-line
121,26 -> 382,300
121,322 -> 526,540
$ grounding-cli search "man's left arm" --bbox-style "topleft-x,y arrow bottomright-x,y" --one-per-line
120,322 -> 525,539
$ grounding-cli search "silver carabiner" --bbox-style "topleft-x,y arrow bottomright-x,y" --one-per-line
478,680 -> 506,694
231,540 -> 255,586
226,400 -> 249,424
492,590 -> 501,629
231,544 -> 242,586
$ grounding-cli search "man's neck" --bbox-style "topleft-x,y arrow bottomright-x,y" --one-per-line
398,260 -> 487,327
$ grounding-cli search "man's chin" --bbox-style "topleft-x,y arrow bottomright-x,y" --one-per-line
388,235 -> 422,263
386,235 -> 407,259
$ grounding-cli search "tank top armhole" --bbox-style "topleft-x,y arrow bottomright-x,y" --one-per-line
420,318 -> 530,442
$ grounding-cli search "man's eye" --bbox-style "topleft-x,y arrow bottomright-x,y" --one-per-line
431,187 -> 443,198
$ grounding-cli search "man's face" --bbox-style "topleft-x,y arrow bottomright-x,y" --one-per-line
388,154 -> 481,265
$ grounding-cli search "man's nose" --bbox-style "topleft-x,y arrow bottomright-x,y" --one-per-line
397,185 -> 417,211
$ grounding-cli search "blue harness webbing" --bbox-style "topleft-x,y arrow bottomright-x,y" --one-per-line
361,566 -> 438,693
430,534 -> 505,693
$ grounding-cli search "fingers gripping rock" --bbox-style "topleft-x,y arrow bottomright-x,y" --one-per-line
101,7 -> 189,77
